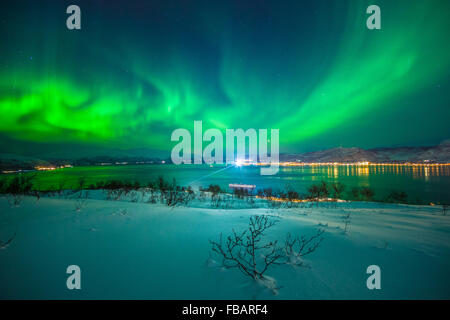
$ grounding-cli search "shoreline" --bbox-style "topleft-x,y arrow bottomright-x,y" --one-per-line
2,161 -> 450,174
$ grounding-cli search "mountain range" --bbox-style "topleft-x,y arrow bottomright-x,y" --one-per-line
280,140 -> 450,163
1,141 -> 450,171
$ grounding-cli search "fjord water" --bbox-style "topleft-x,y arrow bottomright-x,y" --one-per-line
30,164 -> 450,204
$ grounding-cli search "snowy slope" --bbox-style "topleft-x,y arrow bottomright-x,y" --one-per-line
0,194 -> 449,299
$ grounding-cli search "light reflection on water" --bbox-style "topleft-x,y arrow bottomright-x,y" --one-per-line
277,165 -> 450,203
282,164 -> 449,179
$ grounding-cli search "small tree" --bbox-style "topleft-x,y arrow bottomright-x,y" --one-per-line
233,188 -> 250,199
307,181 -> 329,200
210,215 -> 283,280
287,190 -> 299,201
342,212 -> 351,234
330,182 -> 345,200
283,189 -> 300,208
206,184 -> 222,203
360,187 -> 374,201
76,177 -> 86,192
152,177 -> 192,207
56,178 -> 67,196
283,229 -> 324,266
0,178 -> 6,193
5,175 -> 34,194
210,215 -> 325,290
307,184 -> 321,200
4,174 -> 35,207
318,181 -> 329,198
267,191 -> 283,209
164,178 -> 187,207
350,187 -> 360,200
263,188 -> 273,198
386,191 -> 408,204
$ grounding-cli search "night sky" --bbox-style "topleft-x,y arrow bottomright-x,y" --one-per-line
0,0 -> 449,157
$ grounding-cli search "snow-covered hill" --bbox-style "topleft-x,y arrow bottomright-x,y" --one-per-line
281,141 -> 450,163
0,194 -> 448,299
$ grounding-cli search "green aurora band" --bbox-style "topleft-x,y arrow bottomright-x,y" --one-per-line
0,0 -> 449,155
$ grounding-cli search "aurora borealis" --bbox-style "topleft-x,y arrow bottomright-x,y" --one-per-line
0,0 -> 449,157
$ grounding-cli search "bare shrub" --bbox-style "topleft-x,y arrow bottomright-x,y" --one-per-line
7,194 -> 23,207
0,232 -> 16,249
151,176 -> 192,207
211,194 -> 223,208
146,187 -> 158,204
279,187 -> 301,208
268,200 -> 282,209
198,190 -> 207,202
360,187 -> 375,201
3,174 -> 35,207
56,178 -> 67,197
443,204 -> 449,216
74,191 -> 89,212
350,187 -> 360,200
210,215 -> 283,280
342,212 -> 351,234
106,189 -> 125,201
330,182 -> 346,200
386,191 -> 408,204
129,190 -> 140,202
0,178 -> 6,193
307,181 -> 329,200
31,190 -> 41,202
233,188 -> 251,200
76,177 -> 86,192
210,215 -> 325,292
283,229 -> 324,266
